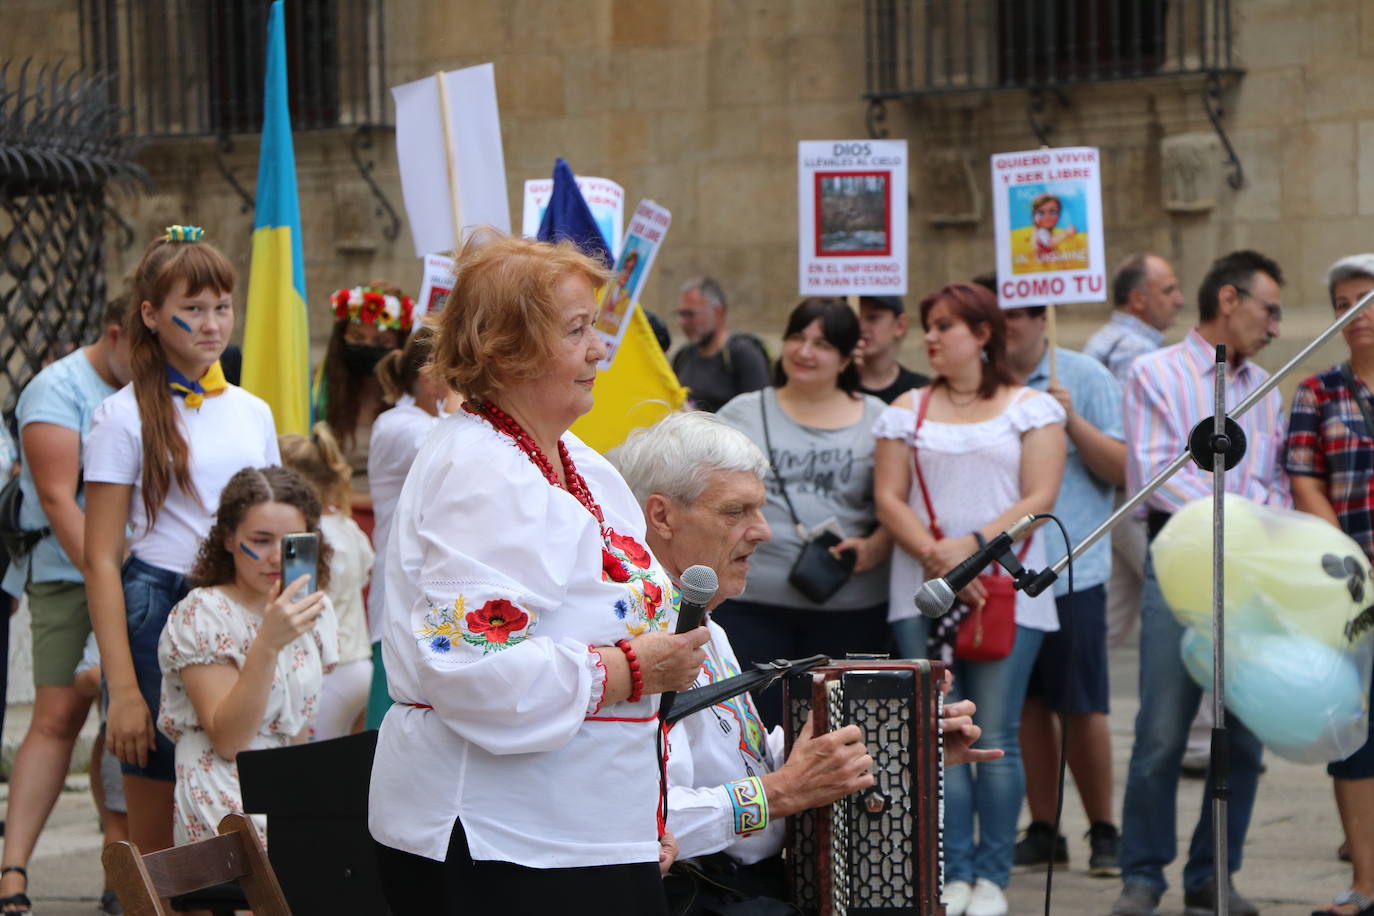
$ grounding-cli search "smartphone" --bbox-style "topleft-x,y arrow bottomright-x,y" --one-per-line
280,532 -> 319,599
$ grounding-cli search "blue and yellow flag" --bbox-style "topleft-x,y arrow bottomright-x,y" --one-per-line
242,0 -> 309,435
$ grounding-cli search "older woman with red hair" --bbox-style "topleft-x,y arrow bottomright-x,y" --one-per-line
367,232 -> 708,915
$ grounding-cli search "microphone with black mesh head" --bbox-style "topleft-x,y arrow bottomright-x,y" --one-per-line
658,565 -> 718,721
675,564 -> 718,633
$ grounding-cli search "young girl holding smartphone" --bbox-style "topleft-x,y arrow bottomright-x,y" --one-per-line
84,228 -> 280,851
158,466 -> 336,844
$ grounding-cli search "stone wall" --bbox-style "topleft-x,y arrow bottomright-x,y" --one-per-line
2,0 -> 1372,381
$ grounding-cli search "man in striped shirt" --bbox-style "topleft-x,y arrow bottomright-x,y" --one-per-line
1088,254 -> 1188,649
1112,250 -> 1289,916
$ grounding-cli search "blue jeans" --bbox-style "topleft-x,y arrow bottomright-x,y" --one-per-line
1118,557 -> 1264,894
116,555 -> 190,781
892,616 -> 1044,888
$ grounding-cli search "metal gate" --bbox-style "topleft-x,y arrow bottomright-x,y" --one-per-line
0,59 -> 146,425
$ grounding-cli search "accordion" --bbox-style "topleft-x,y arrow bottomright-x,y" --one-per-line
784,659 -> 946,916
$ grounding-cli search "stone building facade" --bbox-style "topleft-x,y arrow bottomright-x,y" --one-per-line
2,0 -> 1372,374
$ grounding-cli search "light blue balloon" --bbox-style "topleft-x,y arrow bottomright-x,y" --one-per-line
1181,626 -> 1370,764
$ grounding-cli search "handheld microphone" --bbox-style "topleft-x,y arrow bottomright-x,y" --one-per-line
914,514 -> 1039,618
674,564 -> 718,633
659,564 -> 718,721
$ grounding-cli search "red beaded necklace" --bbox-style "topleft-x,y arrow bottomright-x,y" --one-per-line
463,400 -> 605,528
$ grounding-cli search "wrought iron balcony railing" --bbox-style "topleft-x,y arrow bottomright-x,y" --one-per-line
864,0 -> 1245,184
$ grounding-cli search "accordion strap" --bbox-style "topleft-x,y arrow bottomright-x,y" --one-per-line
662,654 -> 830,727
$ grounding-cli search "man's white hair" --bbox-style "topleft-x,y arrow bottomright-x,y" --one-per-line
609,411 -> 768,507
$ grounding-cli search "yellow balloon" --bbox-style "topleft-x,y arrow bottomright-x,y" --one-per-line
1152,495 -> 1265,630
1252,508 -> 1370,648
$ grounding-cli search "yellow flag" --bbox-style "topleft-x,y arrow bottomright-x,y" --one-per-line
571,305 -> 687,453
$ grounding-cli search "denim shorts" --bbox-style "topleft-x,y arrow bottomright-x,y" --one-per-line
117,555 -> 190,782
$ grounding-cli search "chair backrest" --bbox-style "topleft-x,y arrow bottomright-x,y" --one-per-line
101,814 -> 292,916
237,730 -> 389,914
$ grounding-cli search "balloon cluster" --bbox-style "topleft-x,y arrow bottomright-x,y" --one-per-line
1152,495 -> 1373,764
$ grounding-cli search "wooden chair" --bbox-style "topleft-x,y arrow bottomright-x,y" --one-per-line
101,813 -> 291,916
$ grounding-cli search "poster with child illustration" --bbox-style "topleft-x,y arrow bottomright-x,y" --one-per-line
991,147 -> 1106,307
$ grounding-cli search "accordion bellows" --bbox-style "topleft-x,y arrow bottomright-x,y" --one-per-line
785,659 -> 947,916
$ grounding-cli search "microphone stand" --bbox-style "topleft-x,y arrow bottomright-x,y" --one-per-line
1019,285 -> 1374,598
1208,344 -> 1233,916
1001,287 -> 1374,916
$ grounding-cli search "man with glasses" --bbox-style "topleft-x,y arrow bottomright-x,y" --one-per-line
1111,251 -> 1289,916
672,276 -> 771,413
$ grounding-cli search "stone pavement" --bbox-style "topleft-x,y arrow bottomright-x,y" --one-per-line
0,639 -> 1352,916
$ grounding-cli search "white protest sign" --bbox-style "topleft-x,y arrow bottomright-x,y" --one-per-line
392,64 -> 510,258
415,253 -> 456,321
593,199 -> 671,368
990,146 -> 1106,307
797,140 -> 908,296
521,177 -> 625,258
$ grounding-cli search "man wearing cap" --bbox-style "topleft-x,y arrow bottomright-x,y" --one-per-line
856,295 -> 930,404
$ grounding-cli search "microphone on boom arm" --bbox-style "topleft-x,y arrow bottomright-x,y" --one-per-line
913,514 -> 1040,618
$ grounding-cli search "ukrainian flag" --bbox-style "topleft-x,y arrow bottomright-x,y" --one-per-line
242,0 -> 309,436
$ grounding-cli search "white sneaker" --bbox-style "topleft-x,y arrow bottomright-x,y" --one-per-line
942,879 -> 974,916
966,878 -> 1008,916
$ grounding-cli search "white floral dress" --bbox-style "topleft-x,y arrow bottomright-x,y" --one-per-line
158,586 -> 339,845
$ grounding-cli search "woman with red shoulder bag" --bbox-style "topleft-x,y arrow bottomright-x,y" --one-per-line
872,282 -> 1066,916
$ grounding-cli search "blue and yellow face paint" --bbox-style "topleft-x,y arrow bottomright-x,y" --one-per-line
171,315 -> 194,334
238,542 -> 261,560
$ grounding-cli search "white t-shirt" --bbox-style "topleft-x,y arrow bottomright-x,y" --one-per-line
365,396 -> 440,643
85,385 -> 281,575
320,511 -> 374,665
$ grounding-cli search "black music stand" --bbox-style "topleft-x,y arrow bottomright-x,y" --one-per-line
237,730 -> 390,915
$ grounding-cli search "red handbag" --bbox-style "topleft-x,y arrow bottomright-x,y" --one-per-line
912,389 -> 1028,662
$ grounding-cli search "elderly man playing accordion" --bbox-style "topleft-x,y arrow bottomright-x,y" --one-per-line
611,411 -> 1000,915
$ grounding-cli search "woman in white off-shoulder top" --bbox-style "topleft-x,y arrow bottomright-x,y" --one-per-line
872,282 -> 1066,916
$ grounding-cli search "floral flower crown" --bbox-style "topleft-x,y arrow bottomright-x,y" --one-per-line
330,286 -> 415,332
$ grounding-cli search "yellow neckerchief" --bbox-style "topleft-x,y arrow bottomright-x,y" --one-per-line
167,360 -> 228,409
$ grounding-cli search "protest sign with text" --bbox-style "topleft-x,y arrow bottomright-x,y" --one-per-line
594,199 -> 671,368
415,253 -> 456,320
990,146 -> 1106,307
797,140 -> 908,296
522,176 -> 624,258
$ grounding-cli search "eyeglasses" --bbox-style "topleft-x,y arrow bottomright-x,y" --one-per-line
1234,286 -> 1282,322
